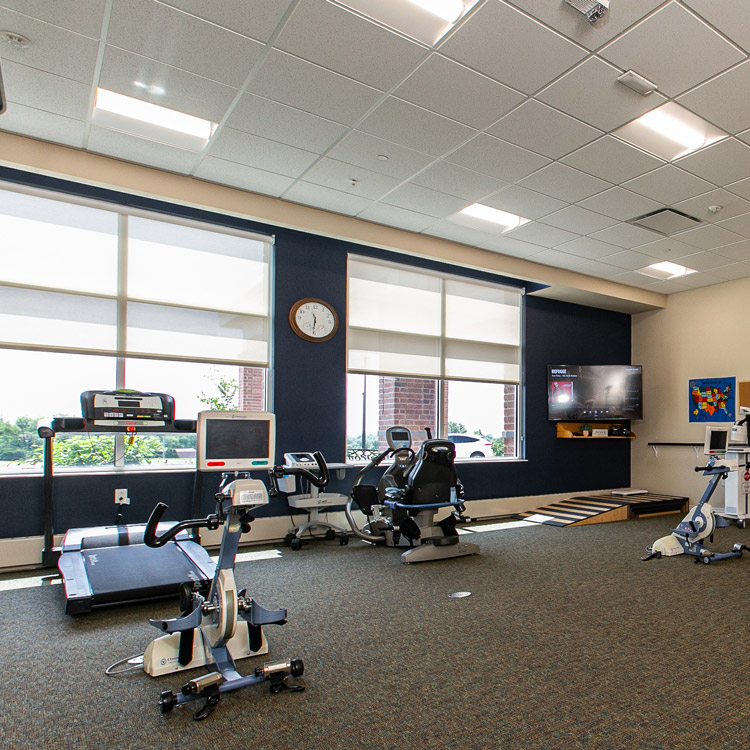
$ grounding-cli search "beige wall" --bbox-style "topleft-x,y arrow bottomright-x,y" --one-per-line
632,277 -> 750,506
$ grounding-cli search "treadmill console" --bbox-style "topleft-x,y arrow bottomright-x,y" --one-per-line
81,390 -> 175,429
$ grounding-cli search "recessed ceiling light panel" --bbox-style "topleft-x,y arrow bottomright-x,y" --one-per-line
93,88 -> 217,151
328,0 -> 478,45
613,101 -> 727,160
636,260 -> 697,280
454,203 -> 530,232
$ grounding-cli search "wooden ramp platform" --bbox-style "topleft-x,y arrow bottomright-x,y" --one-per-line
517,492 -> 689,527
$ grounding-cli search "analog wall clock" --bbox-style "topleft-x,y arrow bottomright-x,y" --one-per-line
288,298 -> 339,342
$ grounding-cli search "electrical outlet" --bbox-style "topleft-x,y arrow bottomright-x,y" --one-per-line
114,488 -> 130,505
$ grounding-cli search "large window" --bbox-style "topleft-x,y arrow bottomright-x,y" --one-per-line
346,256 -> 522,461
0,184 -> 272,474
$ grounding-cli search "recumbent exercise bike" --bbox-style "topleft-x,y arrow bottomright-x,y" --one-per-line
345,426 -> 479,563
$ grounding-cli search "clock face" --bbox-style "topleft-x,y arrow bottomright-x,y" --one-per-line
290,298 -> 338,342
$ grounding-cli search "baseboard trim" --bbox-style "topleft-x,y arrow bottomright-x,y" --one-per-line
0,492 -> 616,571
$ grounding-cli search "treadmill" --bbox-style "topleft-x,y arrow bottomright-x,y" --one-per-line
40,390 -> 216,615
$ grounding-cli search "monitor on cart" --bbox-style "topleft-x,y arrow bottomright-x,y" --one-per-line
196,411 -> 275,472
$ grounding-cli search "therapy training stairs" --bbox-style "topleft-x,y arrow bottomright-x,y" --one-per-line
517,492 -> 689,527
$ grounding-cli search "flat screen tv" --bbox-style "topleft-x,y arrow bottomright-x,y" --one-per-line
547,365 -> 643,422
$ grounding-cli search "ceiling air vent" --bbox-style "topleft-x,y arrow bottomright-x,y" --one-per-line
628,208 -> 702,235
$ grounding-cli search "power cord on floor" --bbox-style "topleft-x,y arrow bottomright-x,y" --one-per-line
105,652 -> 144,676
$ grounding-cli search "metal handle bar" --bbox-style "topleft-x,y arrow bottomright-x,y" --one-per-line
144,502 -> 220,548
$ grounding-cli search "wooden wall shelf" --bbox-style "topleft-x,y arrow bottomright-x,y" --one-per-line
556,422 -> 635,439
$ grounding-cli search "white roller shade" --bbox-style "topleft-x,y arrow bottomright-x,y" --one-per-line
347,257 -> 522,384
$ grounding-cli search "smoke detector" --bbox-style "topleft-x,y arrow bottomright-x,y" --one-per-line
565,0 -> 609,23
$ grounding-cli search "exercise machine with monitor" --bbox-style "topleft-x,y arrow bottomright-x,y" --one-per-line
42,390 -> 216,614
345,425 -> 479,563
268,452 -> 349,549
141,410 -> 305,720
642,426 -> 750,564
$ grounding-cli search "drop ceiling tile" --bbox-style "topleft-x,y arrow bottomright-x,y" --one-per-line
0,9 -> 99,85
716,211 -> 750,237
1,0 -> 107,38
87,126 -> 201,174
274,0 -> 426,90
589,222 -> 660,248
577,187 -> 663,221
673,190 -> 750,225
684,0 -> 750,52
538,57 -> 668,132
555,237 -> 623,260
623,165 -> 714,205
446,134 -> 550,182
676,139 -> 750,187
478,235 -> 547,258
673,271 -> 726,289
713,240 -> 750,262
507,0 -> 666,51
738,129 -> 750,149
487,99 -> 602,160
194,157 -> 295,197
562,136 -> 664,184
517,162 -> 611,203
357,203 -> 437,233
381,183 -> 469,218
539,205 -> 617,234
165,0 -> 293,42
394,54 -> 525,130
225,93 -> 346,154
710,262 -> 750,280
504,222 -> 578,248
0,102 -> 84,149
677,60 -> 750,135
604,249 -> 661,271
439,0 -> 587,94
671,223 -> 744,250
524,248 -> 587,269
481,186 -> 567,221
248,50 -> 383,126
667,250 -> 735,272
327,131 -> 434,180
598,2 -> 744,97
640,278 -> 692,293
607,271 -> 660,288
358,97 -> 476,157
570,260 -> 623,278
633,236 -> 701,260
207,127 -> 318,178
1,61 -> 91,120
410,162 -> 507,202
299,158 -> 401,200
423,221 -> 498,247
283,181 -> 374,216
107,0 -> 265,87
725,177 -> 750,202
99,47 -> 238,124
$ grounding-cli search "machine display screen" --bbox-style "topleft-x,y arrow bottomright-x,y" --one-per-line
197,411 -> 275,471
205,419 -> 270,460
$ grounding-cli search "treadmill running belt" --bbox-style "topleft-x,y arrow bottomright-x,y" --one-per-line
82,543 -> 203,601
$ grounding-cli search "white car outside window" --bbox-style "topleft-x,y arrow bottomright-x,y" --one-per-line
446,434 -> 493,459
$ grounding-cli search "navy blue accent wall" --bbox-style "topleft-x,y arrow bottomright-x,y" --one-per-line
450,296 -> 632,500
0,169 -> 633,542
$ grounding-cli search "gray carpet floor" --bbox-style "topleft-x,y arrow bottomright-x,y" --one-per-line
1,515 -> 749,749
